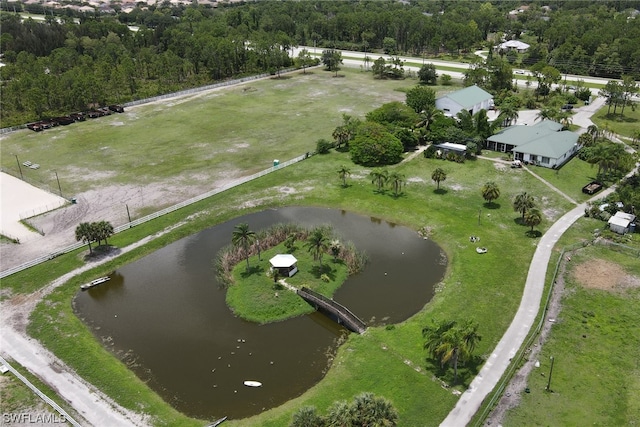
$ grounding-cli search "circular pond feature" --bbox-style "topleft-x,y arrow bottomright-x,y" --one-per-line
74,207 -> 446,420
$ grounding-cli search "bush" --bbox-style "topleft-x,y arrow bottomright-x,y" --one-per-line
575,86 -> 592,102
316,138 -> 334,154
350,122 -> 403,166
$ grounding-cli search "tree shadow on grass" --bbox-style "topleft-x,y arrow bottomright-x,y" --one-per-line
388,192 -> 408,200
240,264 -> 266,278
85,245 -> 120,262
526,230 -> 542,238
434,188 -> 448,195
513,217 -> 525,226
483,202 -> 501,210
309,264 -> 335,280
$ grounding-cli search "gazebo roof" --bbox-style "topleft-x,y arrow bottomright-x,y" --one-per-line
269,254 -> 298,268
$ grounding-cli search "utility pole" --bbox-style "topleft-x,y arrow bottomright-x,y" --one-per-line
15,155 -> 23,180
54,171 -> 62,196
546,356 -> 555,391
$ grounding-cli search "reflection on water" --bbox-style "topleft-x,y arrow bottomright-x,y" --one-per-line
74,207 -> 446,420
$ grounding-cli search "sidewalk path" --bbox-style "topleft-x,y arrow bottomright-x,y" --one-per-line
441,162 -> 639,426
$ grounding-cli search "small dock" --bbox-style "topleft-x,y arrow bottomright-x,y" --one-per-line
298,287 -> 367,334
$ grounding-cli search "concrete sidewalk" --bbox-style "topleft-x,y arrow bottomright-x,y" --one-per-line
441,163 -> 638,426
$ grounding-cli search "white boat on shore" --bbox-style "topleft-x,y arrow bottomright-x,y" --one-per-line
206,416 -> 227,427
80,276 -> 111,290
243,380 -> 262,387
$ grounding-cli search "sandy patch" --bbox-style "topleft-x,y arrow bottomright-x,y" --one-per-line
572,258 -> 640,291
407,177 -> 425,183
493,162 -> 508,170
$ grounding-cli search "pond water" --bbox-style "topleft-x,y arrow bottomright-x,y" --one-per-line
73,207 -> 446,420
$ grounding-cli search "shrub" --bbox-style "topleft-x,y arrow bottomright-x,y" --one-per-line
316,138 -> 334,154
350,122 -> 403,166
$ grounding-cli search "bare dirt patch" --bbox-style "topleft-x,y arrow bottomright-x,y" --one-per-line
572,258 -> 639,291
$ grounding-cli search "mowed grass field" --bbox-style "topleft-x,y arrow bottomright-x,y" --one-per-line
2,67 -> 628,426
501,237 -> 640,426
0,68 -> 411,195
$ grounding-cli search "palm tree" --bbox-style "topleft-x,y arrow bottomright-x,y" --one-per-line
290,406 -> 324,427
524,208 -> 543,232
332,126 -> 350,150
329,239 -> 342,262
75,222 -> 95,254
351,392 -> 398,427
94,220 -> 114,246
369,168 -> 388,192
535,107 -> 557,123
497,103 -> 519,127
305,227 -> 329,267
431,167 -> 447,191
481,181 -> 500,206
232,223 -> 256,271
388,171 -> 406,197
325,400 -> 351,427
423,319 -> 481,384
587,124 -> 600,143
337,165 -> 350,187
513,192 -> 536,219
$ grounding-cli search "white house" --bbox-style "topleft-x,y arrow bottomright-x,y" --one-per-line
435,85 -> 494,118
486,120 -> 580,169
608,211 -> 636,235
498,40 -> 530,53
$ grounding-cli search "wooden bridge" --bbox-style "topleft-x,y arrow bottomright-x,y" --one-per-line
298,287 -> 367,334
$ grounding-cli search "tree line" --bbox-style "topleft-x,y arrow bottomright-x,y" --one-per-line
2,0 -> 639,127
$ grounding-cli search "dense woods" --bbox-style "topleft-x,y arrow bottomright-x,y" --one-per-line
1,0 -> 639,127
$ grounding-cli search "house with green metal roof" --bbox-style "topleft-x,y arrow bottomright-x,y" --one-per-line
435,85 -> 494,117
486,120 -> 580,168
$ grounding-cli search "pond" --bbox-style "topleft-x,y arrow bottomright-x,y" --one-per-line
73,207 -> 446,420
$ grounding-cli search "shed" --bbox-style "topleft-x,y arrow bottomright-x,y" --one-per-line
435,85 -> 494,118
608,211 -> 636,235
269,254 -> 298,277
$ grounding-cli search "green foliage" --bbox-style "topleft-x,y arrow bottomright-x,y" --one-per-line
350,122 -> 403,166
316,138 -> 334,154
291,392 -> 398,427
418,63 -> 438,85
422,319 -> 481,384
481,181 -> 501,206
440,74 -> 453,85
405,85 -> 436,114
366,102 -> 419,129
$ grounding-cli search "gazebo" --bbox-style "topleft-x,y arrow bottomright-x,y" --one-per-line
269,254 -> 298,277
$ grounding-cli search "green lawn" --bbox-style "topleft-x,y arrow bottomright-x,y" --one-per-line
529,157 -> 601,203
501,241 -> 640,426
591,105 -> 640,139
0,67 -> 625,426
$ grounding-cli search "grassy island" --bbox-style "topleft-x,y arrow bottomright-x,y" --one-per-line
220,224 -> 367,323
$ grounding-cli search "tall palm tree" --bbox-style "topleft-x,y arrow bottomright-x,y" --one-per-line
497,103 -> 519,127
232,223 -> 256,271
388,171 -> 406,197
481,181 -> 501,206
369,168 -> 389,192
337,165 -> 350,187
329,239 -> 342,262
423,319 -> 481,384
431,167 -> 447,190
95,220 -> 114,246
587,124 -> 600,142
305,227 -> 329,267
524,208 -> 543,232
75,222 -> 95,254
513,192 -> 536,219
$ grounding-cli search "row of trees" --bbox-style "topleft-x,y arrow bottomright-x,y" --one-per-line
3,1 -> 639,125
74,221 -> 114,254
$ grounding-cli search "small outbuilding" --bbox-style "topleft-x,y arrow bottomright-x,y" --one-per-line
269,254 -> 298,277
608,211 -> 636,235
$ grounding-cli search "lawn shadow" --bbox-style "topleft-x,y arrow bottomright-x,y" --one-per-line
513,217 -> 525,226
483,202 -> 501,209
434,188 -> 448,195
335,146 -> 350,153
85,245 -> 120,262
525,230 -> 542,238
388,192 -> 408,200
309,264 -> 335,279
240,264 -> 265,278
